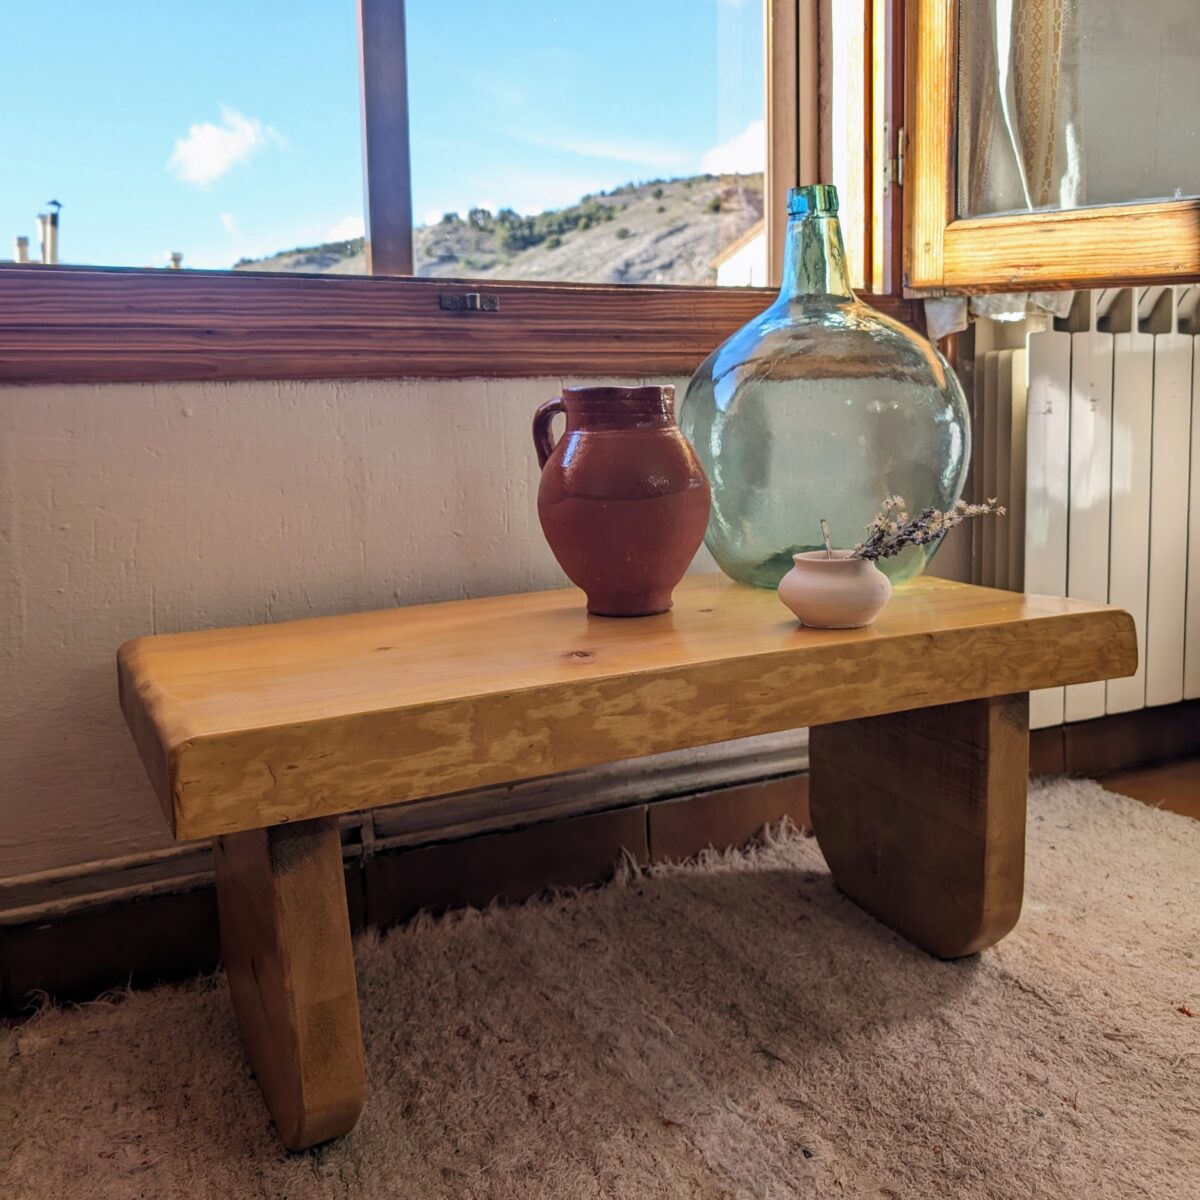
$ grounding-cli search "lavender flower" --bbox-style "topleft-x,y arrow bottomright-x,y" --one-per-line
841,495 -> 1006,562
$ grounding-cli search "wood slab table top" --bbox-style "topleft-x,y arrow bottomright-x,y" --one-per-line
118,574 -> 1136,841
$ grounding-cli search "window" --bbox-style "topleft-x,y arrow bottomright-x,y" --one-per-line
906,0 -> 1200,292
2,0 -> 765,285
406,1 -> 766,288
0,0 -> 365,273
958,0 -> 1200,219
0,1 -> 922,384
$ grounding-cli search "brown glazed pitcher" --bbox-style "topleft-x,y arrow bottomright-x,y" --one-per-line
533,385 -> 711,616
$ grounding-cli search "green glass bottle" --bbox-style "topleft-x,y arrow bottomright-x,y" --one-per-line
680,184 -> 969,587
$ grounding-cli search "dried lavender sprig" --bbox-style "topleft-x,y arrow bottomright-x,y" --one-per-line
850,496 -> 1006,562
855,498 -> 922,560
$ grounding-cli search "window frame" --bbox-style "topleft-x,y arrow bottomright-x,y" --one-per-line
0,0 -> 922,386
905,0 -> 1200,294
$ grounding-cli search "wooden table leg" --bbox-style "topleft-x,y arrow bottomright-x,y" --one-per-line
809,693 -> 1029,959
213,816 -> 366,1150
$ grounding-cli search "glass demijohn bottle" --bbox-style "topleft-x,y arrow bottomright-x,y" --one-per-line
680,184 -> 969,586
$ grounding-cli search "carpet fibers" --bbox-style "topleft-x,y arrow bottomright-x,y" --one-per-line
5,776 -> 1199,1199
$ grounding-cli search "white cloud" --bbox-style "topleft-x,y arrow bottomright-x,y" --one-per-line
326,214 -> 365,241
168,106 -> 280,187
700,119 -> 765,175
511,129 -> 690,173
219,212 -> 237,234
422,208 -> 445,227
481,81 -> 527,108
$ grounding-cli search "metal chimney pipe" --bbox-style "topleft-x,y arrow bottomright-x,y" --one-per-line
168,252 -> 183,270
14,236 -> 29,263
37,214 -> 49,264
44,202 -> 60,265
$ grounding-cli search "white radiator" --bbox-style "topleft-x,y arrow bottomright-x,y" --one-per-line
973,287 -> 1199,729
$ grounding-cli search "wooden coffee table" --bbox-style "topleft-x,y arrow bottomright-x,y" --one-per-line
118,574 -> 1135,1149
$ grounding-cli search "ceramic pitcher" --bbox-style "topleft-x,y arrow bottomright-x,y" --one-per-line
533,385 -> 710,616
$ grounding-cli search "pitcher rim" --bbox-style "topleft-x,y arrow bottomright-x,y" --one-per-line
561,385 -> 675,408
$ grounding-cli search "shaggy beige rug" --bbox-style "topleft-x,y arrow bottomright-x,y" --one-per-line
4,776 -> 1198,1199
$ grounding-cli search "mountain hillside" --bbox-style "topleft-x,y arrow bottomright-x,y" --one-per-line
235,173 -> 764,285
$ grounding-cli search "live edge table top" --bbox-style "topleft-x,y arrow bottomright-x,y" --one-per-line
118,574 -> 1137,842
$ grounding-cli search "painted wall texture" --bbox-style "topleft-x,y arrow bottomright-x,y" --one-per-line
0,377 -> 695,880
0,373 -> 968,883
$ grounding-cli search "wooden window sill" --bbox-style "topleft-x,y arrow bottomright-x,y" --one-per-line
0,264 -> 923,385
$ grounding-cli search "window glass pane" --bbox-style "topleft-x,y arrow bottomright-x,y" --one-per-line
406,0 -> 766,287
1,1 -> 364,273
958,0 -> 1200,218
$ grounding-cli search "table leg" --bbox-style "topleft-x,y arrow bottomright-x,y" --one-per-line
213,816 -> 366,1150
808,693 -> 1028,959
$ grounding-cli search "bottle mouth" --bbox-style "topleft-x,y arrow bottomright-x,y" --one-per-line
787,184 -> 839,217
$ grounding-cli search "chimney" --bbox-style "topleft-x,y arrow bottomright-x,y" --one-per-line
40,200 -> 61,264
168,252 -> 183,270
14,236 -> 29,263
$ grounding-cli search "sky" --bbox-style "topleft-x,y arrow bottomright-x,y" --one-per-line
0,0 -> 764,271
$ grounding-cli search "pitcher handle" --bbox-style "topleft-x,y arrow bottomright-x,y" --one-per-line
532,396 -> 566,469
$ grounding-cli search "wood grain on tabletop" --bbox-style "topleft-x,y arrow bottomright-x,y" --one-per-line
118,574 -> 1137,841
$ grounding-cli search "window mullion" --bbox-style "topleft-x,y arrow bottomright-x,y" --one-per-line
358,0 -> 415,276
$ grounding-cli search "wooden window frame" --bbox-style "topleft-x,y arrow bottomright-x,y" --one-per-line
0,0 -> 920,386
905,0 -> 1200,295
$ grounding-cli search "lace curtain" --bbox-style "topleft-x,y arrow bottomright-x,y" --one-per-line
940,0 -> 1085,329
959,0 -> 1084,218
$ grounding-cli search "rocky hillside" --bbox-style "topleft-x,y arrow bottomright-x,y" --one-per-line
235,173 -> 764,285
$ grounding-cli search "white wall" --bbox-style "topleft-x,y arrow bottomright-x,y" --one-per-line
0,377 -> 688,879
0,369 -> 971,884
715,231 -> 768,288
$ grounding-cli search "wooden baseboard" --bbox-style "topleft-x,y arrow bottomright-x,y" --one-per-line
1029,726 -> 1067,775
4,700 -> 1195,1014
1029,699 -> 1200,780
0,774 -> 808,1014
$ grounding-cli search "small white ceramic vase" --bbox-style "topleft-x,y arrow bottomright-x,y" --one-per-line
777,550 -> 893,628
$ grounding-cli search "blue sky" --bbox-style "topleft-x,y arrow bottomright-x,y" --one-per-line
1,0 -> 763,270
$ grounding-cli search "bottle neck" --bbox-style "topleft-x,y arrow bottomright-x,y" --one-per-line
777,212 -> 853,303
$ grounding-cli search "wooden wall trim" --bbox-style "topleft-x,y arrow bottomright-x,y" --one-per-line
0,774 -> 810,1013
1060,698 -> 1200,780
0,731 -> 810,924
4,697 -> 1197,1012
0,266 -> 923,385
